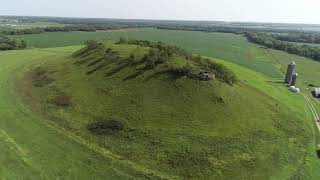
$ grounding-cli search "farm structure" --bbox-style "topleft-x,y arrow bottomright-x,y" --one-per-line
285,61 -> 295,84
290,73 -> 298,86
315,88 -> 320,98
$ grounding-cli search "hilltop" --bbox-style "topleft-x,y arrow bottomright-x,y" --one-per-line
9,40 -> 315,179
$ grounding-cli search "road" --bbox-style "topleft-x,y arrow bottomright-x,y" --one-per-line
302,93 -> 320,131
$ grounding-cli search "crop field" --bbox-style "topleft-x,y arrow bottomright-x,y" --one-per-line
0,21 -> 64,31
2,28 -> 320,178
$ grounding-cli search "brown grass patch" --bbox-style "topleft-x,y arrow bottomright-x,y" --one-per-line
51,95 -> 72,107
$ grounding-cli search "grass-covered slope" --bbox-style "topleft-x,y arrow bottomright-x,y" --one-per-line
13,28 -> 320,85
14,41 -> 317,179
0,47 -> 151,179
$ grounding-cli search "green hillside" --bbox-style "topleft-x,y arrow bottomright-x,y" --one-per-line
7,40 -> 318,179
12,28 -> 320,84
0,47 -> 151,179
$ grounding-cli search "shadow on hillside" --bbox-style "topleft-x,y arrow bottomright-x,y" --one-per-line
87,64 -> 106,75
122,70 -> 145,81
144,71 -> 183,82
87,59 -> 103,67
317,150 -> 320,159
267,80 -> 284,84
105,63 -> 131,77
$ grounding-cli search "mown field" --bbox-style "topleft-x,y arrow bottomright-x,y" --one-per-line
2,28 -> 320,178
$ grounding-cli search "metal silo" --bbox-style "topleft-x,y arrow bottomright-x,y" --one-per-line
285,61 -> 295,84
290,73 -> 298,86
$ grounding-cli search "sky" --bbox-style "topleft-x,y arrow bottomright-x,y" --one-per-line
1,0 -> 320,24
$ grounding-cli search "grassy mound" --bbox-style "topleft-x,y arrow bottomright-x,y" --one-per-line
17,41 -> 315,179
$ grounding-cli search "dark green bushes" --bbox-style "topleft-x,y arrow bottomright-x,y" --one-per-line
0,35 -> 27,51
245,32 -> 320,61
271,33 -> 320,44
124,39 -> 237,84
77,39 -> 237,85
143,48 -> 170,69
204,60 -> 237,85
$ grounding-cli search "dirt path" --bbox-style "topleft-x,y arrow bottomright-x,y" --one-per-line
302,93 -> 320,131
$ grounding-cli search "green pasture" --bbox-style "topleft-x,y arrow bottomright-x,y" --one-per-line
2,28 -> 320,179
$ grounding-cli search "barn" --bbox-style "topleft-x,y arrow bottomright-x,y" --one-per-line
315,88 -> 320,98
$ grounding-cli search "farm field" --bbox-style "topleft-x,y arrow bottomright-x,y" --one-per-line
2,28 -> 320,179
0,21 -> 64,31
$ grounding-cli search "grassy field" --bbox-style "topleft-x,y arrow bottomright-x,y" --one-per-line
13,28 -> 320,91
11,28 -> 320,81
0,47 -> 176,179
4,41 -> 318,179
13,29 -> 282,78
3,28 -> 320,178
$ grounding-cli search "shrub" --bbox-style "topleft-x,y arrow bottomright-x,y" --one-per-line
0,35 -> 27,51
84,40 -> 105,51
87,119 -> 125,135
143,48 -> 170,69
52,95 -> 72,107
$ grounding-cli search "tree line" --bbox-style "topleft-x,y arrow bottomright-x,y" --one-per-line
1,24 -> 148,35
245,32 -> 320,61
156,25 -> 312,34
271,33 -> 320,44
157,25 -> 244,34
0,35 -> 27,51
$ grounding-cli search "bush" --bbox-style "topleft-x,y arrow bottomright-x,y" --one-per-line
143,48 -> 170,69
52,95 -> 72,107
87,119 -> 125,135
0,35 -> 27,51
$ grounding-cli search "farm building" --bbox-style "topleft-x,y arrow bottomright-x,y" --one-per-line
285,61 -> 295,84
315,88 -> 320,97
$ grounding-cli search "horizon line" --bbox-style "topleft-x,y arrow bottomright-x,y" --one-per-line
1,14 -> 320,26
